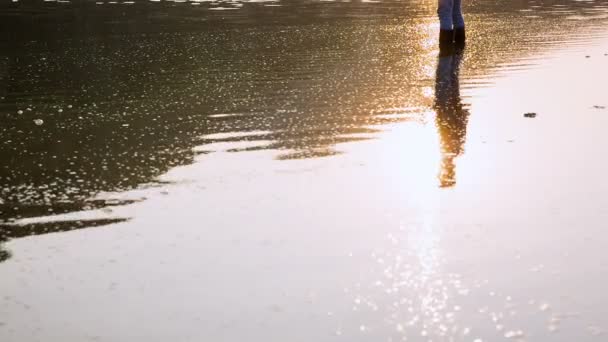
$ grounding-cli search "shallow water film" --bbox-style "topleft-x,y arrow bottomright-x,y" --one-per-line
2,0 -> 608,341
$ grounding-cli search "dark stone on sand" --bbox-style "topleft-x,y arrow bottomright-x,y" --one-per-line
524,112 -> 537,118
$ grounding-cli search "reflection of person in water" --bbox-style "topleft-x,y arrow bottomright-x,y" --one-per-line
434,46 -> 469,188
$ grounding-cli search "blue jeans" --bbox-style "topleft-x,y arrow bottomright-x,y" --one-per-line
438,0 -> 465,30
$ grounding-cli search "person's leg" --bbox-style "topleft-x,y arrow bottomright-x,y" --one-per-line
438,0 -> 455,45
452,0 -> 465,29
452,0 -> 466,44
438,0 -> 454,31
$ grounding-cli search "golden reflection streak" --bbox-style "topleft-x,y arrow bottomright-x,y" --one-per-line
402,42 -> 470,336
351,28 -> 474,338
389,36 -> 469,337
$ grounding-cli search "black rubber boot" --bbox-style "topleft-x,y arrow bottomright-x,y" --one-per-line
439,42 -> 455,57
454,27 -> 466,46
439,29 -> 454,46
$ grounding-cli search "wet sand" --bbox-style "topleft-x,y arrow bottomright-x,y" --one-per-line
2,0 -> 608,341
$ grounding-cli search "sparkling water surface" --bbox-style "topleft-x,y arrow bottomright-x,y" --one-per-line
1,1 -> 608,341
